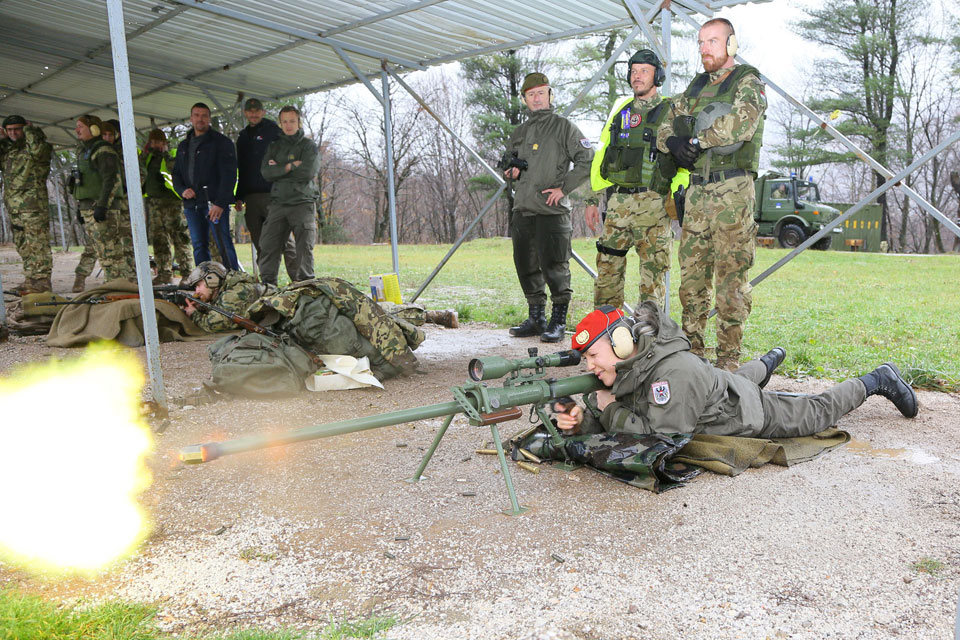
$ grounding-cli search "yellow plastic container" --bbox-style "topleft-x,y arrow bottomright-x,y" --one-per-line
369,273 -> 402,304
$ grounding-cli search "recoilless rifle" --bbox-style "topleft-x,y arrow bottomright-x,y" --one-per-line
180,347 -> 604,515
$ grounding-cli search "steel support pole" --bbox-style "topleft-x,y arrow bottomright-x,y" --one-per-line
106,0 -> 167,410
51,157 -> 69,252
560,25 -> 642,119
381,66 -> 400,276
410,183 -> 507,303
707,128 -> 960,318
662,5 -> 673,316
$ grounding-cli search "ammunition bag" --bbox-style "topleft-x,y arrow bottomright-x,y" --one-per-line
208,332 -> 317,397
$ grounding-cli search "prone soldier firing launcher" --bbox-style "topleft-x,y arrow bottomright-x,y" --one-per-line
180,348 -> 602,515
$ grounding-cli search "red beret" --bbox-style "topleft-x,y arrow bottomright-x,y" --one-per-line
572,306 -> 626,352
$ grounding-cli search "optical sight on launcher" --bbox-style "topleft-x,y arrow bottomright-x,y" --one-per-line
180,347 -> 601,515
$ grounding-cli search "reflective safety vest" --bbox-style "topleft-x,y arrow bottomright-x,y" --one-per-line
74,139 -> 112,201
142,148 -> 180,200
684,64 -> 764,173
591,95 -> 671,192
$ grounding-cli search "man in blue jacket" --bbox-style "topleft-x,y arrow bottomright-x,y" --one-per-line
172,102 -> 240,270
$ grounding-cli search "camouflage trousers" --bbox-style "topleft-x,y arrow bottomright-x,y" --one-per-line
147,197 -> 192,280
78,203 -> 137,282
75,243 -> 98,277
678,175 -> 757,361
511,212 -> 573,306
8,207 -> 52,281
594,191 -> 672,309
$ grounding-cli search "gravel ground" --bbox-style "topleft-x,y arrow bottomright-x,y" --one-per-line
1,248 -> 958,639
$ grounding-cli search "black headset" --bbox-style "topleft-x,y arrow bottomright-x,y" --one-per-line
627,49 -> 666,87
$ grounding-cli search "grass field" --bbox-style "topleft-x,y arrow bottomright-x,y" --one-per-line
246,238 -> 957,391
0,587 -> 396,640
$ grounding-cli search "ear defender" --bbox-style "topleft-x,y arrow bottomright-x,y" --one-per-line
203,272 -> 223,289
726,33 -> 739,57
609,321 -> 635,359
90,123 -> 101,137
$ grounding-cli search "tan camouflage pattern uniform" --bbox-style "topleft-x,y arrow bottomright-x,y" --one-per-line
251,278 -> 423,376
657,65 -> 766,366
141,150 -> 192,281
75,244 -> 98,278
0,125 -> 53,283
192,270 -> 270,333
75,139 -> 137,282
595,190 -> 671,308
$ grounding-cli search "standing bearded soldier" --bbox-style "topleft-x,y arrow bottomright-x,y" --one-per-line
0,115 -> 53,294
657,18 -> 766,371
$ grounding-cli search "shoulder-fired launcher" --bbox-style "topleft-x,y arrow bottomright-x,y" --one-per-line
180,348 -> 602,514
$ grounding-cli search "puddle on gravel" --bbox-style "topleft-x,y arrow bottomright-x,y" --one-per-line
846,440 -> 939,464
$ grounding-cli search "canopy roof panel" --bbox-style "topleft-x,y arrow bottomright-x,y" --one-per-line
0,0 -> 767,147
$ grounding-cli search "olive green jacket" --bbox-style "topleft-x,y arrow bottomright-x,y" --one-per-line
260,129 -> 320,206
580,302 -> 764,436
506,108 -> 593,216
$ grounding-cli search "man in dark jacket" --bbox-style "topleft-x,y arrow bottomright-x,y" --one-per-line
555,303 -> 918,438
171,102 -> 240,270
258,105 -> 320,286
235,98 -> 297,279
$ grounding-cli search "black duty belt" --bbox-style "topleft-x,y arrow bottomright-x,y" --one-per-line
613,185 -> 649,194
688,169 -> 751,186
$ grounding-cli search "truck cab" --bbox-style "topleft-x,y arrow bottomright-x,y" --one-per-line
754,171 -> 843,249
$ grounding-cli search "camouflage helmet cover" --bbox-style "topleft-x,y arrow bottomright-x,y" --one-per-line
184,261 -> 228,289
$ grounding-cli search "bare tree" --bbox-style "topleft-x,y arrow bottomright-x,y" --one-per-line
338,82 -> 426,243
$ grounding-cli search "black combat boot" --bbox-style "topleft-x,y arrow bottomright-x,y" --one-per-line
858,363 -> 918,418
758,347 -> 786,389
509,304 -> 546,337
540,302 -> 568,343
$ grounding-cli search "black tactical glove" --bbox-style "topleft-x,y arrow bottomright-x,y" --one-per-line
665,136 -> 701,169
76,210 -> 85,225
93,206 -> 107,222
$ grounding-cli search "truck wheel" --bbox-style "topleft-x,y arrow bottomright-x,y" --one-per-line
778,224 -> 806,248
813,235 -> 832,251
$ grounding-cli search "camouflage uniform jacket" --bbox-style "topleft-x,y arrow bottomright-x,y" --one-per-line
0,125 -> 52,210
656,65 -> 766,159
249,277 -> 422,377
193,271 -> 271,333
507,108 -> 593,216
580,302 -> 764,436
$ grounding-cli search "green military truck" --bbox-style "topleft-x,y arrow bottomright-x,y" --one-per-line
754,171 -> 843,250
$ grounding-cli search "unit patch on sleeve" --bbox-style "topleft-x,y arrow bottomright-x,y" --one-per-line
579,138 -> 592,149
651,380 -> 671,405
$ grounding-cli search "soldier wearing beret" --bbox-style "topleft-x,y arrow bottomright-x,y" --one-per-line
504,72 -> 593,343
555,304 -> 918,437
0,114 -> 53,294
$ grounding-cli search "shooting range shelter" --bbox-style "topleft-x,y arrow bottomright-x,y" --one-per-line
1,0 -> 957,408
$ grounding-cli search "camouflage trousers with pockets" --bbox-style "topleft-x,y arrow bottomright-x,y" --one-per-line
78,202 -> 137,282
9,206 -> 52,281
678,174 -> 757,362
147,197 -> 192,280
594,191 -> 672,309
